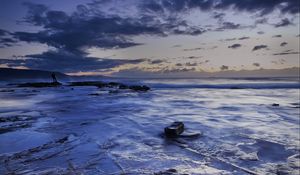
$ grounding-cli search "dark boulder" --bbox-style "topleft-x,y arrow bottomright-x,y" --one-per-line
164,122 -> 184,138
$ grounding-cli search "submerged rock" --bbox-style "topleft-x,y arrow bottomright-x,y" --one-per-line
18,82 -> 61,88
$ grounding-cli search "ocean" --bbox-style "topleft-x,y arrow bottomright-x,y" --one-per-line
0,78 -> 299,174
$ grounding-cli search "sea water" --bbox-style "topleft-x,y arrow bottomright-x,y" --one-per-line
0,78 -> 299,174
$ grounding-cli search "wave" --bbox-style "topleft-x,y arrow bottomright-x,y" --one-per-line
148,83 -> 300,89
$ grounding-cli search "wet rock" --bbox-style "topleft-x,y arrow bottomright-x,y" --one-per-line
272,103 -> 280,106
0,89 -> 15,92
164,122 -> 184,138
69,81 -> 106,87
68,81 -> 151,92
129,85 -> 150,92
119,84 -> 129,89
230,87 -> 243,89
107,82 -> 122,87
0,115 -> 31,122
89,93 -> 101,96
69,81 -> 122,88
18,82 -> 61,88
0,115 -> 35,134
154,169 -> 187,175
57,136 -> 69,144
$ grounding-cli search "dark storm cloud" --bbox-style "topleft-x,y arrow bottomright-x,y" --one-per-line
253,63 -> 260,67
220,65 -> 229,71
252,45 -> 268,51
7,2 -> 207,52
280,42 -> 288,47
0,2 -> 208,71
1,51 -> 146,72
228,44 -> 241,49
274,18 -> 293,27
272,34 -> 282,38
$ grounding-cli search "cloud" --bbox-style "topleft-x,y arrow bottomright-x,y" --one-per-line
141,0 -> 299,15
0,29 -> 18,48
271,59 -> 286,65
280,42 -> 288,47
272,34 -> 282,38
222,38 -> 236,41
252,45 -> 268,51
213,12 -> 225,20
238,37 -> 250,40
220,65 -> 229,70
1,50 -> 146,72
185,62 -> 197,66
216,22 -> 241,31
273,51 -> 299,55
255,18 -> 268,25
253,63 -> 260,67
183,47 -> 204,51
162,67 -> 196,73
149,59 -> 164,64
9,2 -> 207,52
172,44 -> 181,48
228,44 -> 241,49
274,18 -> 293,27
257,31 -> 265,35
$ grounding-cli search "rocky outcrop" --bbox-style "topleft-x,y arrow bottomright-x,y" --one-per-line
17,82 -> 61,88
69,81 -> 150,92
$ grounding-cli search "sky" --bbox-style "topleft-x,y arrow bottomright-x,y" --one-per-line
0,0 -> 299,77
